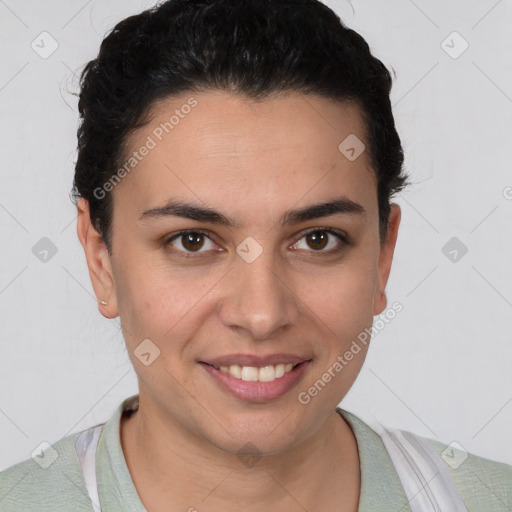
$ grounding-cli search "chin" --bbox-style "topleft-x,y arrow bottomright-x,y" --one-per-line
202,407 -> 307,455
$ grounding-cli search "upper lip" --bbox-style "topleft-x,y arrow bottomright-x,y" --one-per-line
200,353 -> 311,368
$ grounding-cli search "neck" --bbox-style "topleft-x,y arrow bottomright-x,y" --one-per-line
120,397 -> 360,512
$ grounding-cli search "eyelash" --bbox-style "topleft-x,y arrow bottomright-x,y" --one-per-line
164,228 -> 350,259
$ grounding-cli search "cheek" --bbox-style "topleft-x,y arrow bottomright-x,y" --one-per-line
297,263 -> 376,399
296,255 -> 378,331
112,249 -> 220,345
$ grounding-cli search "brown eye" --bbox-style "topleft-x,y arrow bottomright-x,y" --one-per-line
306,231 -> 329,250
181,232 -> 205,251
166,230 -> 217,255
292,228 -> 348,254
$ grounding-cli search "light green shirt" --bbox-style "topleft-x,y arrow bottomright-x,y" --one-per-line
1,394 -> 511,511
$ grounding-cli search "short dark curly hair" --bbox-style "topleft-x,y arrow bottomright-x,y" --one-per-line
72,0 -> 408,253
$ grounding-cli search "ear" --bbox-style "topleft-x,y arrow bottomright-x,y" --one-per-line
373,203 -> 401,315
76,198 -> 119,319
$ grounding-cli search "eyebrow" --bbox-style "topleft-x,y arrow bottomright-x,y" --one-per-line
138,196 -> 366,227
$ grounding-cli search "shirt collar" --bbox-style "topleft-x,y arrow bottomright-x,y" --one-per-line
95,395 -> 410,512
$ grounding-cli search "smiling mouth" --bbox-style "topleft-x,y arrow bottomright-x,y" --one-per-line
197,350 -> 313,402
200,361 -> 307,383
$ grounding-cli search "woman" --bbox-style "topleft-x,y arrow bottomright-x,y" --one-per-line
1,0 -> 510,510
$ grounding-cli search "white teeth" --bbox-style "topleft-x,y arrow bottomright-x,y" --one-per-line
241,366 -> 258,381
228,364 -> 242,379
258,365 -> 276,382
217,363 -> 298,382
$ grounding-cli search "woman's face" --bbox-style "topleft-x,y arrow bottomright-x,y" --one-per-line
79,90 -> 400,456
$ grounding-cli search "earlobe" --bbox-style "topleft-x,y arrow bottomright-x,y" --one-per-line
373,204 -> 401,316
76,198 -> 119,319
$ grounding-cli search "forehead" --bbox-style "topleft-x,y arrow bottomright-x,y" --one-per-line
112,90 -> 377,221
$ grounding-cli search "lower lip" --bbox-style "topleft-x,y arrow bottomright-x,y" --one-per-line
199,361 -> 311,402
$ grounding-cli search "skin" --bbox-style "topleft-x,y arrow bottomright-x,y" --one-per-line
77,90 -> 401,512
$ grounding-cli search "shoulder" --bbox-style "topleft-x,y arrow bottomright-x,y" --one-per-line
0,431 -> 93,512
338,408 -> 512,511
422,435 -> 512,511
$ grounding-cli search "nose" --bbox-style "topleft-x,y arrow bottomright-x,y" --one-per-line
217,247 -> 301,340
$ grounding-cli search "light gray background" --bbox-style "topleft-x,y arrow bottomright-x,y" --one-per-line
1,0 -> 511,472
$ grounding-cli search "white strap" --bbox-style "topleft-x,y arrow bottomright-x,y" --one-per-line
377,426 -> 469,512
75,424 -> 104,512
